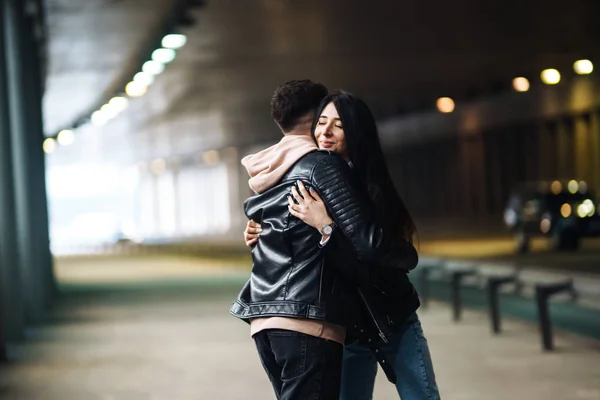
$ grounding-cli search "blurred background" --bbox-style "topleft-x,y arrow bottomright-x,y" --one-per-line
1,0 -> 600,399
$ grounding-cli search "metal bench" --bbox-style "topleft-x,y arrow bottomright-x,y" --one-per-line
443,260 -> 478,322
510,269 -> 576,351
417,258 -> 599,351
476,263 -> 520,334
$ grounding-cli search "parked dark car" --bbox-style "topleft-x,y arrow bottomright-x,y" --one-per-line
504,180 -> 600,252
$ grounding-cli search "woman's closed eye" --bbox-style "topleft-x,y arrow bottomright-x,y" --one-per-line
317,121 -> 343,129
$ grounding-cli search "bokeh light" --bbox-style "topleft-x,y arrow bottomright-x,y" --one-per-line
57,129 -> 75,146
162,34 -> 187,49
541,69 -> 561,85
436,97 -> 455,113
573,59 -> 593,75
43,138 -> 57,154
513,77 -> 530,92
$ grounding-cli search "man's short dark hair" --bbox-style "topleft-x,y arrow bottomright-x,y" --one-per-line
270,79 -> 329,132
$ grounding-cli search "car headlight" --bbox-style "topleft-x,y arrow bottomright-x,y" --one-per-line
504,209 -> 517,226
577,199 -> 596,218
585,200 -> 595,217
560,203 -> 572,218
540,218 -> 551,233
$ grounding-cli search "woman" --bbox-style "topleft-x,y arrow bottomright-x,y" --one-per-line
245,91 -> 440,400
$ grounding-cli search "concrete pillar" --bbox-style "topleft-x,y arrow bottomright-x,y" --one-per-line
590,113 -> 600,194
222,147 -> 247,234
431,145 -> 445,217
137,170 -> 157,237
573,117 -> 590,182
0,0 -> 26,356
236,145 -> 257,224
4,0 -> 54,326
486,134 -> 503,215
28,2 -> 55,311
448,140 -> 461,216
171,165 -> 182,234
524,127 -> 539,181
151,173 -> 161,235
471,135 -> 486,217
538,124 -> 554,180
458,135 -> 486,217
556,120 -> 574,179
456,139 -> 468,216
423,147 -> 436,214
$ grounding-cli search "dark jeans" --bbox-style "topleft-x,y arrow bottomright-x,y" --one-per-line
253,329 -> 343,400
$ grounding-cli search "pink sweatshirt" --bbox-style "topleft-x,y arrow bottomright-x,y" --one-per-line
241,133 -> 346,345
241,134 -> 318,194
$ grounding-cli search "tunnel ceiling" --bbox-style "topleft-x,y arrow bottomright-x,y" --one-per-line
43,0 -> 600,164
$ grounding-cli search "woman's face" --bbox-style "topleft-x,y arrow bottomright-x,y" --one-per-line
314,102 -> 349,161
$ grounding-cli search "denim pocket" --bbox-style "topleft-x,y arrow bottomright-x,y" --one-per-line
267,330 -> 308,380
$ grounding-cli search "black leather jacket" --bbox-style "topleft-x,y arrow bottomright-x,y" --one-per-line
326,231 -> 420,337
324,213 -> 421,383
230,150 -> 418,328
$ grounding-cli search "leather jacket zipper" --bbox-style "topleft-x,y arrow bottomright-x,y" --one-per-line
358,288 -> 389,344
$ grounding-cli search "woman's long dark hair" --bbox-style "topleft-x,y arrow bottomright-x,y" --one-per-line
312,91 -> 416,242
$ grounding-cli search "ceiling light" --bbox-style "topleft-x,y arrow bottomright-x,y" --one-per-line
125,81 -> 148,97
100,103 -> 119,119
91,110 -> 108,126
57,129 -> 75,146
573,59 -> 593,75
162,34 -> 187,49
109,96 -> 129,112
142,60 -> 165,76
43,138 -> 57,154
133,72 -> 154,86
541,69 -> 561,85
512,77 -> 530,92
152,48 -> 176,64
436,97 -> 455,113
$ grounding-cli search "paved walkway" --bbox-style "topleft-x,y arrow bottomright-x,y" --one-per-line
1,256 -> 599,400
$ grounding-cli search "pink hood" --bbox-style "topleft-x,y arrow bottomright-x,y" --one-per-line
241,134 -> 318,194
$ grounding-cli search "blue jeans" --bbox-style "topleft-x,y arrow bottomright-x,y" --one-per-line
340,313 -> 440,400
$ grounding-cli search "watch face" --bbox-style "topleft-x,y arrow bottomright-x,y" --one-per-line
323,225 -> 333,235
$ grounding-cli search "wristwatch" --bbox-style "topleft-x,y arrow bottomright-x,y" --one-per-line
321,221 -> 336,235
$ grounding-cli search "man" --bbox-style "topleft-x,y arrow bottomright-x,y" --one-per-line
230,79 -> 417,399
